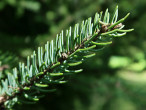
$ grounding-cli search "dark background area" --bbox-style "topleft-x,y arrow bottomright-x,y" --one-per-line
0,0 -> 146,110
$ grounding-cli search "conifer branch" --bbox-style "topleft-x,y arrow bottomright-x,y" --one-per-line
0,6 -> 133,109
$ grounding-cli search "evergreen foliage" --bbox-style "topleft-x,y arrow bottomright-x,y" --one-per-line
0,6 -> 133,109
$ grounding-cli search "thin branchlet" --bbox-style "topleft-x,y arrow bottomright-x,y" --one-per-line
0,6 -> 133,109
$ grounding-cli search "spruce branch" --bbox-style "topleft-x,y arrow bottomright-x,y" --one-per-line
0,6 -> 133,109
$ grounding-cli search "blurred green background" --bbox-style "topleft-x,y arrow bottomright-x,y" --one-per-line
0,0 -> 146,110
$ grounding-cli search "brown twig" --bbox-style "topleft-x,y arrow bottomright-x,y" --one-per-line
0,22 -> 120,109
